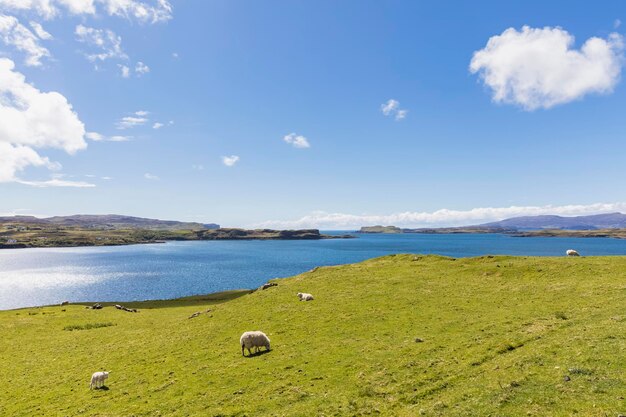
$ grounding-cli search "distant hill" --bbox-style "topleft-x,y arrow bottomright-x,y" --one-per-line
0,215 -> 219,230
478,212 -> 626,230
358,212 -> 626,233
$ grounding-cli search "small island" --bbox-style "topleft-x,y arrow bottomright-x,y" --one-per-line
0,215 -> 353,249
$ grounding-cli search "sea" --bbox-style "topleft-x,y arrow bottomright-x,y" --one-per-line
1,232 -> 625,310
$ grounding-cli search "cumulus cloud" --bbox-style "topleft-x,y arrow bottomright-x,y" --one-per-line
221,155 -> 239,167
283,133 -> 310,149
253,202 -> 626,230
0,14 -> 50,66
75,24 -> 126,62
152,122 -> 163,129
144,172 -> 158,180
470,26 -> 625,110
0,58 -> 89,186
0,0 -> 172,24
381,99 -> 408,121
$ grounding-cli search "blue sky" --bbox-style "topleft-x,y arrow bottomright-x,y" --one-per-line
1,1 -> 625,228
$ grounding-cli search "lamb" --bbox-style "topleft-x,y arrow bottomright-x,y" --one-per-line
240,331 -> 270,356
297,292 -> 314,301
566,249 -> 580,257
89,371 -> 109,389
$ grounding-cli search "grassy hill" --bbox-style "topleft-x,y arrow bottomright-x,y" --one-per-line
2,255 -> 626,416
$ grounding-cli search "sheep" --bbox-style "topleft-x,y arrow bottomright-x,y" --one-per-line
566,249 -> 580,257
89,371 -> 109,389
240,331 -> 270,356
297,292 -> 314,301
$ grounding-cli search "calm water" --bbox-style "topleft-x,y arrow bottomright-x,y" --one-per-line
1,233 -> 625,310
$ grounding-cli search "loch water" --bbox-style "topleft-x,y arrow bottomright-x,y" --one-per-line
1,232 -> 625,310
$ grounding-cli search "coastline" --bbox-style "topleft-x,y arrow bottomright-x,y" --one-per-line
0,227 -> 355,250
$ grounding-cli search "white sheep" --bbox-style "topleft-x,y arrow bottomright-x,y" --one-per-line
89,371 -> 109,389
297,292 -> 314,301
566,249 -> 580,257
240,331 -> 271,356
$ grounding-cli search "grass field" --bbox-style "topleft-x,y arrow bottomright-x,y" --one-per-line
2,255 -> 626,416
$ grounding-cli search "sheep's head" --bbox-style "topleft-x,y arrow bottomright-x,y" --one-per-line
297,292 -> 303,298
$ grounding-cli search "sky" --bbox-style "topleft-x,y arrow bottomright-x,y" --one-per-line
1,0 -> 626,229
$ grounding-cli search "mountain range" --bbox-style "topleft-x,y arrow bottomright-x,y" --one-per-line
0,215 -> 219,230
477,212 -> 626,230
360,212 -> 626,233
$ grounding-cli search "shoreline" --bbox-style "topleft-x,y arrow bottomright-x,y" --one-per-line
6,253 -> 626,311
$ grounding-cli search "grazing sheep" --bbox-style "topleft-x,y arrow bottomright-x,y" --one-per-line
566,249 -> 580,257
60,301 -> 69,306
240,331 -> 270,356
297,292 -> 314,301
89,371 -> 109,389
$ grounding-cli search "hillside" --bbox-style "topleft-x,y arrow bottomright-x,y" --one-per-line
0,214 -> 219,230
479,212 -> 626,230
2,255 -> 626,416
0,224 -> 347,249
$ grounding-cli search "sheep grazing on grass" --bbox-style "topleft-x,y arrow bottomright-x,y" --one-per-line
297,292 -> 314,301
89,371 -> 109,389
240,331 -> 270,356
566,249 -> 580,257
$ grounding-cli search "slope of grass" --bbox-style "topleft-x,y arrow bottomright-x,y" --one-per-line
2,255 -> 626,416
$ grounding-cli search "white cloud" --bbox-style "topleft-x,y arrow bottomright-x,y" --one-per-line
0,0 -> 172,24
86,131 -> 130,142
116,114 -> 148,129
118,64 -> 130,77
0,58 -> 87,185
135,110 -> 149,116
85,131 -> 104,141
615,19 -> 622,29
381,99 -> 408,121
135,61 -> 149,75
18,178 -> 95,187
381,99 -> 399,116
152,122 -> 163,129
221,155 -> 239,167
75,24 -> 126,62
283,132 -> 310,149
254,202 -> 626,230
0,14 -> 50,66
144,172 -> 158,180
108,135 -> 131,141
470,26 -> 625,110
29,20 -> 51,39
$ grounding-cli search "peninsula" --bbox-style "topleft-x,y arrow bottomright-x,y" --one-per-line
0,215 -> 352,249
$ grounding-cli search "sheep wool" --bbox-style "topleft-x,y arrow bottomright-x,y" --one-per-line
240,331 -> 271,356
297,292 -> 314,301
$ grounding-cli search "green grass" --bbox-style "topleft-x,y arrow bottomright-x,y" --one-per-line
63,322 -> 116,331
2,255 -> 626,416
